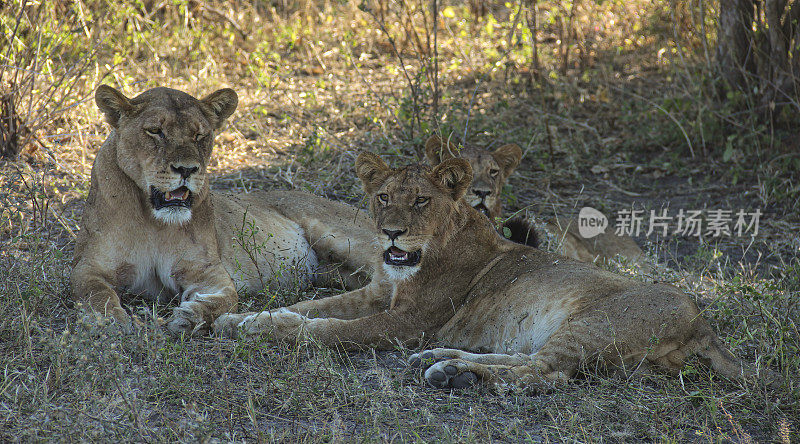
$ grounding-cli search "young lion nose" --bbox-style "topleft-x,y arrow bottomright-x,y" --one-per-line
473,189 -> 491,199
171,165 -> 199,179
382,229 -> 406,241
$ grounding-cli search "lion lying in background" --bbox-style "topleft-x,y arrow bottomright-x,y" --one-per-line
424,135 -> 644,265
215,152 -> 776,391
72,86 -> 374,336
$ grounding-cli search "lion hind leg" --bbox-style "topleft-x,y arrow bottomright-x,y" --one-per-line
422,357 -> 567,392
409,348 -> 530,369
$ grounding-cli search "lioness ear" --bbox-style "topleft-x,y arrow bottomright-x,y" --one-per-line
356,152 -> 392,194
492,143 -> 523,177
201,88 -> 238,128
431,158 -> 473,201
424,134 -> 459,165
95,85 -> 132,128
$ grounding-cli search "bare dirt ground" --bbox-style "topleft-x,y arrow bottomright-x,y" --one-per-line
1,1 -> 798,442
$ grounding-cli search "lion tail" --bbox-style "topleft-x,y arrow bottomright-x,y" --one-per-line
501,217 -> 539,248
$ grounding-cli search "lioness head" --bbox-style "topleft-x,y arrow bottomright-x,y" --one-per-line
356,152 -> 473,281
95,85 -> 238,225
424,135 -> 522,220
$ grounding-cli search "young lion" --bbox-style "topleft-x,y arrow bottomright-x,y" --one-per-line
215,153 -> 773,390
424,135 -> 644,265
72,86 -> 374,336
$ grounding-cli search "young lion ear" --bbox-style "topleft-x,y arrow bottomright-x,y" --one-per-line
492,143 -> 523,177
95,85 -> 132,128
201,88 -> 238,128
356,152 -> 392,194
424,134 -> 459,165
431,158 -> 473,201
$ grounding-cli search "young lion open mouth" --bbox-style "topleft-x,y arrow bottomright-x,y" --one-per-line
473,203 -> 490,217
383,246 -> 421,266
150,185 -> 193,210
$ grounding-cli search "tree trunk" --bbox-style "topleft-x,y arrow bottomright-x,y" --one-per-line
716,0 -> 800,117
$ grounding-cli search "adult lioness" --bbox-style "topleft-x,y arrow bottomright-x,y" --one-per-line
215,153 -> 771,390
72,86 -> 374,336
424,135 -> 644,264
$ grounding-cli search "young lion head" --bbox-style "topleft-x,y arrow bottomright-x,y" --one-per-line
95,85 -> 238,225
424,135 -> 522,220
355,152 -> 473,281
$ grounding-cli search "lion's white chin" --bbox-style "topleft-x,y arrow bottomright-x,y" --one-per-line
152,207 -> 192,225
382,263 -> 420,281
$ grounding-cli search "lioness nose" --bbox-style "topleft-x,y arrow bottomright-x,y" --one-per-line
171,165 -> 199,179
382,229 -> 406,240
473,189 -> 491,199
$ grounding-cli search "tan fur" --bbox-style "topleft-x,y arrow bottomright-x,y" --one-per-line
424,135 -> 644,264
215,153 -> 775,390
72,86 -> 374,335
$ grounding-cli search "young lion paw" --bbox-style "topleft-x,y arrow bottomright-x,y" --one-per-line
423,359 -> 480,389
408,348 -> 463,369
213,313 -> 248,338
166,306 -> 208,337
214,308 -> 305,339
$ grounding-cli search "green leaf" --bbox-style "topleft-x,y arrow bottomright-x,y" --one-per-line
723,145 -> 734,162
502,227 -> 512,238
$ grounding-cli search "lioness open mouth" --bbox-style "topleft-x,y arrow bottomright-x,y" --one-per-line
150,185 -> 192,210
473,203 -> 490,218
383,246 -> 421,266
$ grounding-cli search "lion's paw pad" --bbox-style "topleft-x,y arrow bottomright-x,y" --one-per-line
424,360 -> 479,389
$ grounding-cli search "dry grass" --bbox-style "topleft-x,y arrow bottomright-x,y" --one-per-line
1,0 -> 798,441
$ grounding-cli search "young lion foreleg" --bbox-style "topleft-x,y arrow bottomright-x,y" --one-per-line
214,281 -> 390,336
284,282 -> 390,319
216,308 -> 422,350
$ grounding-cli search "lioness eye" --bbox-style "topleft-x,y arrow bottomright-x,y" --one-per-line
414,197 -> 429,207
377,193 -> 389,204
489,169 -> 500,178
145,127 -> 163,137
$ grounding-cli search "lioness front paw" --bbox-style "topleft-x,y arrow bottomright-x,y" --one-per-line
424,359 -> 480,389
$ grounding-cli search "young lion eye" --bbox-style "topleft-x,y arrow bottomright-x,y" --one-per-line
414,196 -> 429,207
377,193 -> 389,204
489,169 -> 500,178
145,127 -> 163,137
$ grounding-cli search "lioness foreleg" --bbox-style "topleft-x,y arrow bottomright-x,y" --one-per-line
167,265 -> 238,336
71,260 -> 131,326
